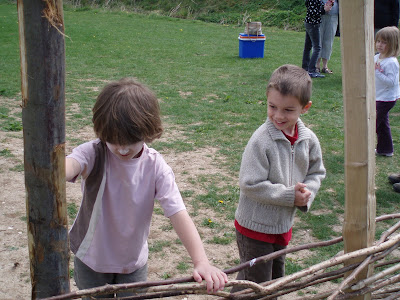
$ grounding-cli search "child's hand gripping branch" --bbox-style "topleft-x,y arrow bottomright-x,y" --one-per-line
294,182 -> 312,207
170,210 -> 228,293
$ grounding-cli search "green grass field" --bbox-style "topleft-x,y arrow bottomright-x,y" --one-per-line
1,2 -> 400,275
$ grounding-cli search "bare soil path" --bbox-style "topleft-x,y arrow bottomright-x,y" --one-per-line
0,96 -> 321,299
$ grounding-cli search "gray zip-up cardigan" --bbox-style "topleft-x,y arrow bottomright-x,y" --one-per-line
235,118 -> 326,235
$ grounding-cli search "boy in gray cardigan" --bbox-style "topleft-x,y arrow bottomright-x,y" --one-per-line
232,64 -> 326,293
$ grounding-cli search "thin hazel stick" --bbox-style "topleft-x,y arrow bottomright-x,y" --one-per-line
374,258 -> 400,268
375,213 -> 400,222
374,286 -> 400,294
224,236 -> 343,275
147,284 -> 231,298
234,274 -> 344,300
377,220 -> 400,243
370,243 -> 400,263
351,263 -> 400,290
126,290 -> 229,300
381,291 -> 400,300
142,280 -> 264,295
42,276 -> 199,300
373,287 -> 400,299
297,290 -> 335,300
93,281 -> 256,300
286,262 -> 358,288
268,274 -> 344,299
120,290 -> 216,300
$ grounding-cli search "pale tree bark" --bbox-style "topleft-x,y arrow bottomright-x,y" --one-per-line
17,0 -> 70,298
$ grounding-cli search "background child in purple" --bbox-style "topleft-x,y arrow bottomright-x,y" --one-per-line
374,26 -> 400,157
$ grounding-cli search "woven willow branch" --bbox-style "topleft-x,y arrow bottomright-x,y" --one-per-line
42,214 -> 400,300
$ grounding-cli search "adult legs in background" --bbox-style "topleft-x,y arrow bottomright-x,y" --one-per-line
302,23 -> 312,72
231,230 -> 286,297
302,22 -> 322,74
376,101 -> 397,155
317,14 -> 338,72
74,256 -> 148,299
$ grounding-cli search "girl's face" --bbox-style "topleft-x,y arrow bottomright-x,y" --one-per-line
376,38 -> 388,56
106,141 -> 144,160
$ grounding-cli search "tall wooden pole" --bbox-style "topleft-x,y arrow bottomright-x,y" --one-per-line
340,0 -> 376,299
17,0 -> 70,298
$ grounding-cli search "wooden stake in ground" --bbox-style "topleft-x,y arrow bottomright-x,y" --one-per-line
340,0 -> 376,299
17,0 -> 70,298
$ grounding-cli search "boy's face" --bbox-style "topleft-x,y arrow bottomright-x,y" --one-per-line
267,88 -> 311,136
106,141 -> 144,160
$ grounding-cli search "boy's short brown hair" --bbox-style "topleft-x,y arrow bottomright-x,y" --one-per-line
375,26 -> 400,58
92,78 -> 163,145
266,64 -> 312,107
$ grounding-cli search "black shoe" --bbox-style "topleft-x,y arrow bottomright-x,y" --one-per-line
393,183 -> 400,193
375,149 -> 393,157
308,72 -> 325,78
389,174 -> 400,184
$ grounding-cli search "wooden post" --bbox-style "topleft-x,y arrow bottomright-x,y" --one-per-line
340,0 -> 376,299
17,0 -> 70,298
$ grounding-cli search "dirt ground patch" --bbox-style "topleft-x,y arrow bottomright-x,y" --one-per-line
0,125 -> 240,299
0,96 -> 329,299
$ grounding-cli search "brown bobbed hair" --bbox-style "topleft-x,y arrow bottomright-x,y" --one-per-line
375,26 -> 400,58
266,64 -> 312,107
92,78 -> 163,145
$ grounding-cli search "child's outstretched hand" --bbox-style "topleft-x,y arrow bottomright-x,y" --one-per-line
192,260 -> 228,293
294,182 -> 311,207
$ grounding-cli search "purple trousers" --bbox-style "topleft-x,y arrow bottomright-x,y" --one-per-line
376,100 -> 397,155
